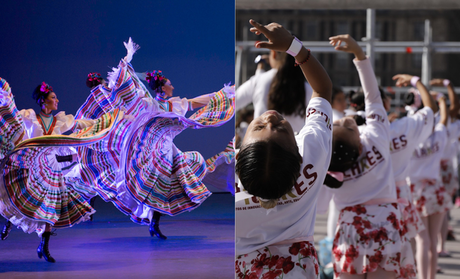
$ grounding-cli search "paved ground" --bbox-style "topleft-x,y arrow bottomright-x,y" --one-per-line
0,193 -> 234,279
314,207 -> 460,278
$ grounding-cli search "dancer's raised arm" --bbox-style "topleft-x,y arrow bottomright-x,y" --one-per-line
430,78 -> 459,119
393,74 -> 438,113
329,34 -> 381,107
438,94 -> 448,126
249,19 -> 332,103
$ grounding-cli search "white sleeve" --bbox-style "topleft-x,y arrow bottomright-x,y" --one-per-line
255,68 -> 266,75
76,119 -> 96,130
354,58 -> 390,143
236,76 -> 257,111
141,97 -> 161,113
167,97 -> 190,116
353,58 -> 382,107
19,109 -> 42,138
55,112 -> 78,133
297,97 -> 333,157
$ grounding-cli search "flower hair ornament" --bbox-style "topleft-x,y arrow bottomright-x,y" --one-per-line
40,82 -> 53,94
146,70 -> 167,96
88,72 -> 102,82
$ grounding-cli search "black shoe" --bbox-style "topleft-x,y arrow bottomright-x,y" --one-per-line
447,230 -> 456,241
1,221 -> 12,240
149,212 -> 167,240
89,197 -> 96,221
37,231 -> 56,263
149,223 -> 167,240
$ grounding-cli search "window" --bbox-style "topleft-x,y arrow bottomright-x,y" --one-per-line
414,21 -> 425,41
305,21 -> 317,41
337,21 -> 349,35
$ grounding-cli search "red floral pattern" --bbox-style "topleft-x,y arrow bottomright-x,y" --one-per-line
409,178 -> 452,216
333,203 -> 416,279
440,160 -> 459,196
236,241 -> 319,279
396,183 -> 425,239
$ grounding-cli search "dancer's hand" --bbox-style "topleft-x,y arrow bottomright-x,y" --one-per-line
329,34 -> 366,60
392,74 -> 414,87
249,19 -> 294,52
431,91 -> 446,101
123,37 -> 140,63
429,79 -> 446,87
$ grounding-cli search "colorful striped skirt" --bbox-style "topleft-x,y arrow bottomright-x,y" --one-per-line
77,86 -> 235,223
0,110 -> 122,236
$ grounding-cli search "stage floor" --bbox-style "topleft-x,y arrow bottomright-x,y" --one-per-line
0,193 -> 235,279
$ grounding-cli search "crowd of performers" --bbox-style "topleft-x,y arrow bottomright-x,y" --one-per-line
235,20 -> 458,279
0,38 -> 235,262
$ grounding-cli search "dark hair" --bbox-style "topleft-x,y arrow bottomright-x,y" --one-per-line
324,134 -> 360,189
236,141 -> 301,200
32,82 -> 53,106
352,114 -> 366,126
146,71 -> 168,95
86,72 -> 103,89
332,86 -> 344,103
354,87 -> 387,108
267,52 -> 306,117
329,138 -> 359,173
405,92 -> 415,106
324,174 -> 343,189
349,90 -> 365,111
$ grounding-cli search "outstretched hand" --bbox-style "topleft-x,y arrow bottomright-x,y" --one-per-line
392,74 -> 414,87
329,34 -> 365,60
249,19 -> 294,52
123,37 -> 140,63
429,79 -> 446,87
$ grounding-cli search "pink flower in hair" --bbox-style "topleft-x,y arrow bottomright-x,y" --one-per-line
40,82 -> 53,94
88,72 -> 102,82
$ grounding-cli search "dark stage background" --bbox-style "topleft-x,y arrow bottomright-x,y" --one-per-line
0,0 -> 235,161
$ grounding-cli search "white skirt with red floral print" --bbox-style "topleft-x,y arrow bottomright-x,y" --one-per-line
235,241 -> 320,279
440,160 -> 459,196
396,181 -> 425,239
409,178 -> 452,216
333,203 -> 416,279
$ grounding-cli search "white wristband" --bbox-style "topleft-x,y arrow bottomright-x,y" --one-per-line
286,37 -> 303,57
443,79 -> 451,87
410,76 -> 420,88
436,92 -> 445,101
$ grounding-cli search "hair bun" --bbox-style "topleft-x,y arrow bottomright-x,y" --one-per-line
86,72 -> 103,89
146,70 -> 167,94
32,82 -> 53,106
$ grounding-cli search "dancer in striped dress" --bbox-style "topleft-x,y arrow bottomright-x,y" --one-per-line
0,78 -> 121,262
76,40 -> 235,240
